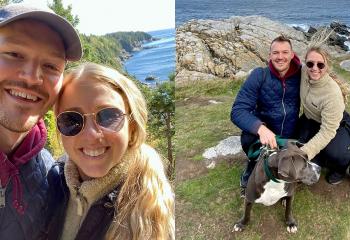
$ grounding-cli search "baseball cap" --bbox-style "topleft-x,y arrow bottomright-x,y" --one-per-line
0,3 -> 82,61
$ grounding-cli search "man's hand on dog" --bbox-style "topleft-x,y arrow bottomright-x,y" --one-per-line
257,125 -> 277,149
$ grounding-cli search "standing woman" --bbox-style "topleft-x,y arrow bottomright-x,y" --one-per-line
47,63 -> 174,240
298,46 -> 350,185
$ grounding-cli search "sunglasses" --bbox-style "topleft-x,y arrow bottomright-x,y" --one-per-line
56,107 -> 127,136
306,61 -> 326,70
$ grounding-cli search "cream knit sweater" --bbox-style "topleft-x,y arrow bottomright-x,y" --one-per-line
300,66 -> 345,160
60,155 -> 128,240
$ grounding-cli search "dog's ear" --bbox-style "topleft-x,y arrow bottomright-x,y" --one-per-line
277,149 -> 293,178
277,143 -> 307,179
290,148 -> 308,175
277,143 -> 300,178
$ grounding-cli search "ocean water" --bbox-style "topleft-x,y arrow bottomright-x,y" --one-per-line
176,0 -> 350,27
125,1 -> 350,83
124,28 -> 175,85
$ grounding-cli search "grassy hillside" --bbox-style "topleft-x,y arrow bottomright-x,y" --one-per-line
106,31 -> 153,53
70,31 -> 152,72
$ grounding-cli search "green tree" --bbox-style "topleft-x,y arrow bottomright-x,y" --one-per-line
48,0 -> 79,27
0,0 -> 22,7
149,74 -> 175,178
44,110 -> 63,158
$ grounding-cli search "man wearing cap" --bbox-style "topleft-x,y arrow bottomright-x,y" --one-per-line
0,3 -> 82,239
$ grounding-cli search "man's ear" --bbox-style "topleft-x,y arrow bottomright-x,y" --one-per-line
291,51 -> 295,60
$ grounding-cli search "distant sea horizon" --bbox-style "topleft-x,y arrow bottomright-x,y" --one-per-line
176,0 -> 350,50
176,0 -> 350,27
124,28 -> 175,85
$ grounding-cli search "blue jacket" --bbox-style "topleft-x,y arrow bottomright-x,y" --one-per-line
231,56 -> 301,138
0,149 -> 54,240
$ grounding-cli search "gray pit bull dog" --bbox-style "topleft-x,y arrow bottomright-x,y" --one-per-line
233,142 -> 321,233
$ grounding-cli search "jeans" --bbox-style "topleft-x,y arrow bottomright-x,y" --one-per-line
240,131 -> 260,188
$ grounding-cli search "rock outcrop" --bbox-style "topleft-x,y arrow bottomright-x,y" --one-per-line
330,21 -> 350,36
176,16 -> 348,84
203,136 -> 241,160
340,60 -> 350,71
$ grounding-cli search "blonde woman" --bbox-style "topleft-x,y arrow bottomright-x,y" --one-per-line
46,63 -> 174,240
298,46 -> 350,185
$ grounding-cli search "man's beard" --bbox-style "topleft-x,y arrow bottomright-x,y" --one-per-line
0,109 -> 40,133
0,80 -> 49,133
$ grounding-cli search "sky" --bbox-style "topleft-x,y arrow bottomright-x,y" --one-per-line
23,0 -> 175,35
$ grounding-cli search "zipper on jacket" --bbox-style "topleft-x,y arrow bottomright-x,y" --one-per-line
76,190 -> 88,228
280,85 -> 286,136
76,193 -> 83,216
0,159 -> 11,208
0,179 -> 7,208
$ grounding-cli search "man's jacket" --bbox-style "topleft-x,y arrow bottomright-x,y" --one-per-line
0,149 -> 54,240
0,120 -> 54,240
231,55 -> 301,138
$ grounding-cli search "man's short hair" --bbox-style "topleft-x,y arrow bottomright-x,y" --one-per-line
270,35 -> 293,51
0,3 -> 82,61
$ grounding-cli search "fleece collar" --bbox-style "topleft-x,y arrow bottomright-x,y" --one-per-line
302,66 -> 331,88
64,150 -> 132,212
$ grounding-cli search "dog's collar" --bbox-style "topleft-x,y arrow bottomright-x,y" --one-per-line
263,152 -> 281,183
247,136 -> 288,160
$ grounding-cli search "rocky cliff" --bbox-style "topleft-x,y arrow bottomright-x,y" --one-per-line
176,16 -> 348,84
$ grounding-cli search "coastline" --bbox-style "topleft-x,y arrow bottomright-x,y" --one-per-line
125,28 -> 175,84
176,16 -> 350,85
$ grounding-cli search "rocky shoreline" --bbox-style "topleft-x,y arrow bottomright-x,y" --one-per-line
176,16 -> 350,84
119,37 -> 158,61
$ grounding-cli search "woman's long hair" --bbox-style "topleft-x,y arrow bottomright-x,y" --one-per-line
54,63 -> 175,240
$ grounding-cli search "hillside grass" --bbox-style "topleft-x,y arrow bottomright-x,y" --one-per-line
175,79 -> 242,161
175,61 -> 350,239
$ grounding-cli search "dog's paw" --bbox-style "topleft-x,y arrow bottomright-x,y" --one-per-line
281,198 -> 286,207
232,223 -> 245,232
286,224 -> 298,233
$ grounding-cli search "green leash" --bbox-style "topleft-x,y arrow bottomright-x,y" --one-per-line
247,136 -> 288,183
263,151 -> 280,183
247,135 -> 287,160
247,137 -> 303,183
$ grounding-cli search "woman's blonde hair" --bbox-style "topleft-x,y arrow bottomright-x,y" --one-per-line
54,62 -> 175,240
306,30 -> 350,104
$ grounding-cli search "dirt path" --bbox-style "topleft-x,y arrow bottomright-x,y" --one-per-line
175,157 -> 208,182
176,151 -> 246,182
